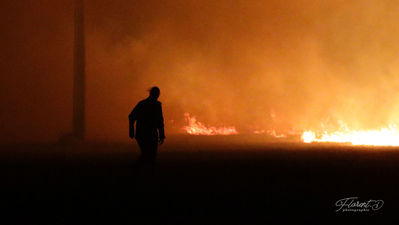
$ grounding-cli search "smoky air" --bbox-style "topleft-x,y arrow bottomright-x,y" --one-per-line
1,0 -> 399,143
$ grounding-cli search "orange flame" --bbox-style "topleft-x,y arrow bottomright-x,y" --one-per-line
183,113 -> 238,135
302,124 -> 399,146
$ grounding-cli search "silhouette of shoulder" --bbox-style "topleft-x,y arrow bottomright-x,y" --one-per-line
133,99 -> 162,115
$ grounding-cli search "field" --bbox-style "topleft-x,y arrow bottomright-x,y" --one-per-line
2,135 -> 399,224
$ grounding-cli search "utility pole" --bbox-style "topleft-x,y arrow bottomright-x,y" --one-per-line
72,0 -> 85,140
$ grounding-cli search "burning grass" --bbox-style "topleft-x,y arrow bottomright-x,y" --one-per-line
183,113 -> 399,146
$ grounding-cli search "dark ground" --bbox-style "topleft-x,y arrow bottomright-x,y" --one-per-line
2,135 -> 399,224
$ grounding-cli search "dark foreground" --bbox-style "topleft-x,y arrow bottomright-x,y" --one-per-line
2,136 -> 399,224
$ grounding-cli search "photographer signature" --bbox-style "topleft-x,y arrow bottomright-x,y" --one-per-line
335,197 -> 384,212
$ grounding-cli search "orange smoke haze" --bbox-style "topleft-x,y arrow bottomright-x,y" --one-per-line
1,0 -> 399,143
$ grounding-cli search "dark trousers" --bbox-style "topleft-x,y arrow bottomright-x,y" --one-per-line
136,138 -> 158,164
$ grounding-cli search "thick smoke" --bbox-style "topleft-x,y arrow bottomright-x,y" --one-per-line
1,0 -> 399,142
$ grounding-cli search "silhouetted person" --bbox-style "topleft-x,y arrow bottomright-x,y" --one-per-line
129,87 -> 165,164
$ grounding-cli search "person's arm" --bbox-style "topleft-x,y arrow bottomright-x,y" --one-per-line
157,103 -> 165,144
128,104 -> 139,139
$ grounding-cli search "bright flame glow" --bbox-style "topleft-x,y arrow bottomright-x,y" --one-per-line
301,124 -> 399,146
182,112 -> 399,146
183,113 -> 238,135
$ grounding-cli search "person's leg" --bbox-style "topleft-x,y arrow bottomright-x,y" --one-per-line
147,141 -> 158,164
137,139 -> 157,164
136,139 -> 148,164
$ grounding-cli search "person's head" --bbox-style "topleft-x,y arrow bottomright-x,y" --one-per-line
148,86 -> 160,100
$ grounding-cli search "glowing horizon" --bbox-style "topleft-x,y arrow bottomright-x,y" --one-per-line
302,124 -> 399,146
183,113 -> 399,146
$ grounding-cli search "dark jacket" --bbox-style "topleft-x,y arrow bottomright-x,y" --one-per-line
129,98 -> 165,141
